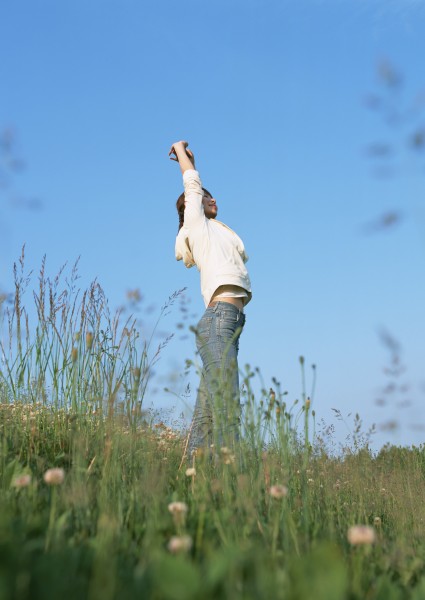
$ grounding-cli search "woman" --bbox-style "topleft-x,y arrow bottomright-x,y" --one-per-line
169,140 -> 252,460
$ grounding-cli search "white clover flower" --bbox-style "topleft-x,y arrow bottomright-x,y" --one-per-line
347,525 -> 376,546
167,535 -> 192,554
168,501 -> 188,515
12,474 -> 32,488
269,484 -> 288,499
43,468 -> 65,486
185,467 -> 196,477
168,501 -> 188,526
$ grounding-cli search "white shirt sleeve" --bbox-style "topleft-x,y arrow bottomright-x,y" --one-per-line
182,169 -> 205,228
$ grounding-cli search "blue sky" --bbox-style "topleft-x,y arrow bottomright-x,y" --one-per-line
1,0 -> 425,449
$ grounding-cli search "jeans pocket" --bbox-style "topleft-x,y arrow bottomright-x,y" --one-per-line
219,312 -> 242,342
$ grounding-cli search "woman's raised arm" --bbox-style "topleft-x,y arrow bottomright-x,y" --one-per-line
169,141 -> 196,174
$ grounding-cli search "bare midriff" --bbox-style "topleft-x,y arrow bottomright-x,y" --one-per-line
208,285 -> 246,311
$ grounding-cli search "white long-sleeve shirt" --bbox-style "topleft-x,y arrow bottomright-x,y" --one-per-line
175,169 -> 252,308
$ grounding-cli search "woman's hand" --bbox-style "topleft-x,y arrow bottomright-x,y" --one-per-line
168,140 -> 187,161
168,141 -> 196,174
169,141 -> 195,164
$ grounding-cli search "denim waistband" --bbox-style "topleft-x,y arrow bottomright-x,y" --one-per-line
205,301 -> 244,317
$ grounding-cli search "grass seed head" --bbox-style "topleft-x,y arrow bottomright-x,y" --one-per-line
85,332 -> 94,349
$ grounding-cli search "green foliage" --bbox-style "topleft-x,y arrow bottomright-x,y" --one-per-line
1,256 -> 425,599
1,398 -> 425,600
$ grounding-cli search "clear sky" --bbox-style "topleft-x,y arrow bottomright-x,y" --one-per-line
1,0 -> 425,449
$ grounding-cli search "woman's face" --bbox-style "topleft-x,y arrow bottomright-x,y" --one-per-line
202,192 -> 218,219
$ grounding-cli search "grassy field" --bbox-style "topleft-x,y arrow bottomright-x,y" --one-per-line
1,256 -> 425,600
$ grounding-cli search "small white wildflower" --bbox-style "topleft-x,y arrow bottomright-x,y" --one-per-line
269,484 -> 288,499
12,474 -> 32,488
347,525 -> 376,546
168,501 -> 188,526
168,501 -> 188,514
43,468 -> 65,486
167,535 -> 192,554
185,467 -> 196,477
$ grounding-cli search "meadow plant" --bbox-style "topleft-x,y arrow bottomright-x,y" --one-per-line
347,525 -> 376,546
0,249 -> 179,425
11,473 -> 32,488
167,535 -> 193,554
43,467 -> 65,486
1,254 -> 425,598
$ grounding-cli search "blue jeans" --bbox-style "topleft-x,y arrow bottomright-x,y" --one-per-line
188,302 -> 246,457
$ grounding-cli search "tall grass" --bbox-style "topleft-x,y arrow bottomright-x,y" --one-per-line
1,254 -> 425,600
1,248 -> 178,423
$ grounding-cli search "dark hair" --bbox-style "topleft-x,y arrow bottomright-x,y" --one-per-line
176,187 -> 212,232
